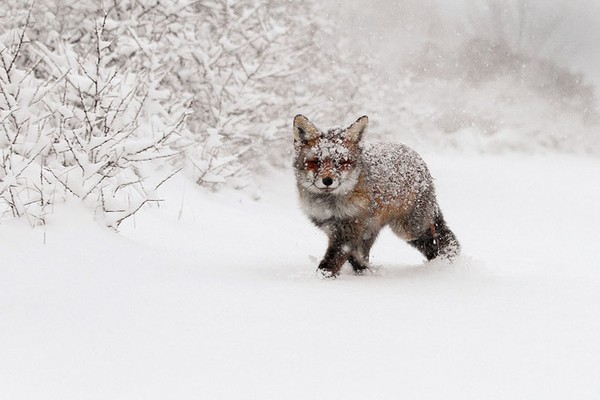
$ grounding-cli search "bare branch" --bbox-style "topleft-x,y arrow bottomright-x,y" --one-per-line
6,0 -> 37,76
114,198 -> 163,227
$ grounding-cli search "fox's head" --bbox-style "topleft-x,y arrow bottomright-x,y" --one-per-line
293,115 -> 368,195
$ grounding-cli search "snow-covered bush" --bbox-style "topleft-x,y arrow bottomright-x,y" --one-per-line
0,2 -> 188,227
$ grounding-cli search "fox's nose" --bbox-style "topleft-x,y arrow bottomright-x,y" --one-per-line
322,177 -> 334,187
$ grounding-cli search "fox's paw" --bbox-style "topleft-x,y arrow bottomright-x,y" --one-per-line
352,264 -> 371,276
315,267 -> 337,279
349,256 -> 371,275
438,240 -> 461,262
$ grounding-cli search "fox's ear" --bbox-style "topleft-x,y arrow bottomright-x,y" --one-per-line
293,114 -> 319,144
347,115 -> 368,143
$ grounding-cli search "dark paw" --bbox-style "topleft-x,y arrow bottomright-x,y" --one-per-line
353,266 -> 369,275
348,256 -> 370,275
315,267 -> 337,279
437,240 -> 461,262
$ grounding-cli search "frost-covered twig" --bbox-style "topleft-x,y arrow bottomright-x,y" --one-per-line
4,0 -> 36,76
114,198 -> 164,227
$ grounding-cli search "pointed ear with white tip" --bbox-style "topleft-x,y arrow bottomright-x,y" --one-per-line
293,114 -> 319,144
347,115 -> 368,143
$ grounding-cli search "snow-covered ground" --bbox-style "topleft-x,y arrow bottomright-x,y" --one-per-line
1,153 -> 600,399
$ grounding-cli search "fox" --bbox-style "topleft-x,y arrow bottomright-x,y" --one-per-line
293,114 -> 460,278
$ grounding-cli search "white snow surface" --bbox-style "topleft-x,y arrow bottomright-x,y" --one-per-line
2,153 -> 600,399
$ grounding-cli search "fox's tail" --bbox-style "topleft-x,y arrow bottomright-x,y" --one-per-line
409,211 -> 460,261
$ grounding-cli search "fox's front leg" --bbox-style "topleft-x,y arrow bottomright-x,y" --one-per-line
348,227 -> 379,274
317,237 -> 350,278
317,222 -> 370,277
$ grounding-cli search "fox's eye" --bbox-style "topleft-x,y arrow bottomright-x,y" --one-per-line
305,160 -> 319,170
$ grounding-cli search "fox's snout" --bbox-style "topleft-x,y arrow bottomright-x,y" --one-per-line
311,170 -> 341,191
313,174 -> 338,191
311,159 -> 341,190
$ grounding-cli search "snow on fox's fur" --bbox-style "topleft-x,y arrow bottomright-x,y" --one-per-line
293,114 -> 460,277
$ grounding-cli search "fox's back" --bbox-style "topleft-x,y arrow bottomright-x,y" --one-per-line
358,141 -> 437,236
361,141 -> 433,204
